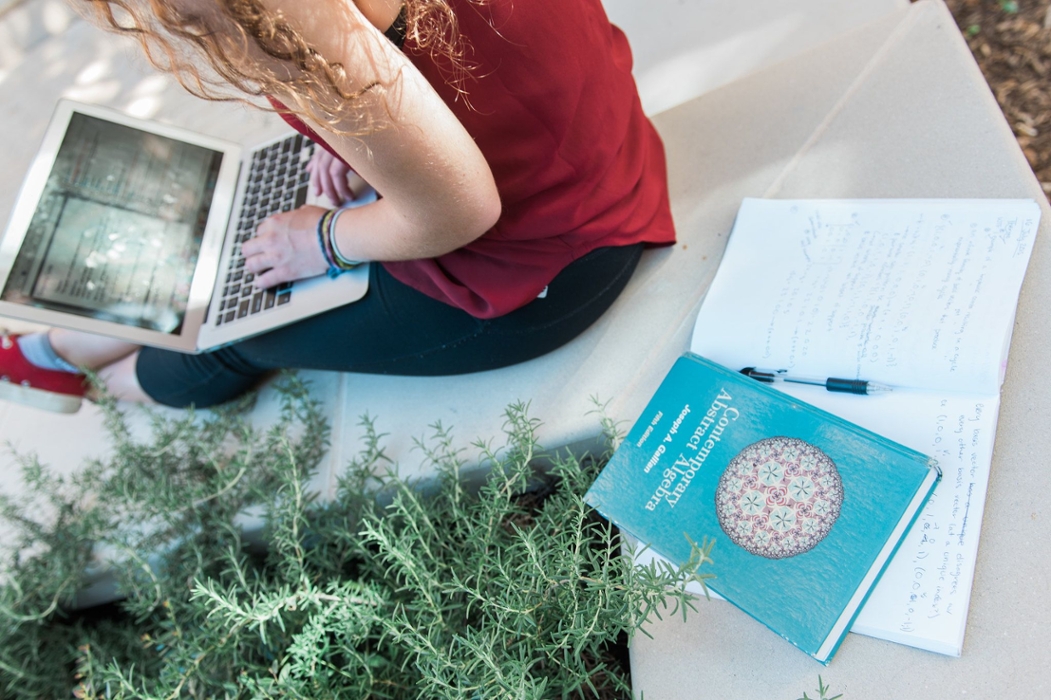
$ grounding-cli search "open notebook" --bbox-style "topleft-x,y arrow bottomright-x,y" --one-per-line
638,197 -> 1040,656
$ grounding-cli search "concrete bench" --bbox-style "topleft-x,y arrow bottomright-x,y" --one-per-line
630,1 -> 1051,697
7,0 -> 1046,696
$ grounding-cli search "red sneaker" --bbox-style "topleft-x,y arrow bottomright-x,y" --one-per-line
0,333 -> 86,413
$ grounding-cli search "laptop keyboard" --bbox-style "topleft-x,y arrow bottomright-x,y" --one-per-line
215,134 -> 315,326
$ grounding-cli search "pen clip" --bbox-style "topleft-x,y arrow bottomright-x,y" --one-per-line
739,367 -> 783,383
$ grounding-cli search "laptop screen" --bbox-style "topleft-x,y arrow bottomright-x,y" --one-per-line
1,112 -> 224,334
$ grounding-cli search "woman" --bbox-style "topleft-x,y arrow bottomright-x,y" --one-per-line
0,0 -> 675,411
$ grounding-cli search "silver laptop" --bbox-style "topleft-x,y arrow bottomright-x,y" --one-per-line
0,100 -> 369,353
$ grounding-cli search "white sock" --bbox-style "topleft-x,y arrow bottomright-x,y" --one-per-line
16,333 -> 82,374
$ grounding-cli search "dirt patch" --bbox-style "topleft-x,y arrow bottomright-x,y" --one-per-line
945,0 -> 1051,200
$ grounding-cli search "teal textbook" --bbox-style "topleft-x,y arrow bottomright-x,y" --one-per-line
585,354 -> 940,663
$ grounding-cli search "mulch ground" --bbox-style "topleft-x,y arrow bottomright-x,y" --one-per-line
944,0 -> 1051,200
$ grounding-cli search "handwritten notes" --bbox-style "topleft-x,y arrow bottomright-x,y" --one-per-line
688,198 -> 1040,655
783,389 -> 996,655
694,199 -> 1038,394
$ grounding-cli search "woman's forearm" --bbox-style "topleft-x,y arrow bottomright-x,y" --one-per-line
327,190 -> 501,264
301,72 -> 502,260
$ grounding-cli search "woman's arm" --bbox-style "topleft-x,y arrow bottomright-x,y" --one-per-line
242,0 -> 501,288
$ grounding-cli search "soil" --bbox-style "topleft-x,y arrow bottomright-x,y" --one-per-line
944,0 -> 1051,200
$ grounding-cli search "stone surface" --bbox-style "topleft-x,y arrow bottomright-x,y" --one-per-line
630,2 -> 1051,697
603,0 -> 908,115
2,0 -> 1042,694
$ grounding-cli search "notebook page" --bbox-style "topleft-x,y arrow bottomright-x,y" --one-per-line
691,199 -> 1040,395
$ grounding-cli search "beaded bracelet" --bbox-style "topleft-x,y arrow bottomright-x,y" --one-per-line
327,207 -> 366,270
315,203 -> 368,278
315,208 -> 341,278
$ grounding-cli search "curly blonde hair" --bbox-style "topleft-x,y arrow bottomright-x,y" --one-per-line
77,0 -> 476,135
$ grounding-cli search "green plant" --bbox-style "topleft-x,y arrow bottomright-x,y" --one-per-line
0,376 -> 711,699
797,675 -> 843,700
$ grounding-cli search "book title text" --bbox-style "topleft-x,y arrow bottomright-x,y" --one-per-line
645,388 -> 739,511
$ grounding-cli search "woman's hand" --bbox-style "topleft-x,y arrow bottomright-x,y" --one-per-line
242,205 -> 329,288
305,148 -> 356,205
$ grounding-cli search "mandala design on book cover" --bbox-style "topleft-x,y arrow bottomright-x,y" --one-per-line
715,437 -> 843,559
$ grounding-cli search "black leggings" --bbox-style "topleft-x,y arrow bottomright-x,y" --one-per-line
137,243 -> 645,407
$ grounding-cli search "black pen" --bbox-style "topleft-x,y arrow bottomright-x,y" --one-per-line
739,367 -> 893,395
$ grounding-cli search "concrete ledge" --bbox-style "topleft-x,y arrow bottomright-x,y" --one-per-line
603,0 -> 908,115
6,1 -> 1044,693
0,0 -> 77,74
629,2 -> 1051,697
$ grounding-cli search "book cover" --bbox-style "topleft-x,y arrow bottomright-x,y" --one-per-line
585,353 -> 940,663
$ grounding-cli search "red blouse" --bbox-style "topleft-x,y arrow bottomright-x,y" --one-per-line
278,0 -> 676,318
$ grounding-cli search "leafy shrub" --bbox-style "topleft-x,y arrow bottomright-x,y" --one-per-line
0,377 -> 708,699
